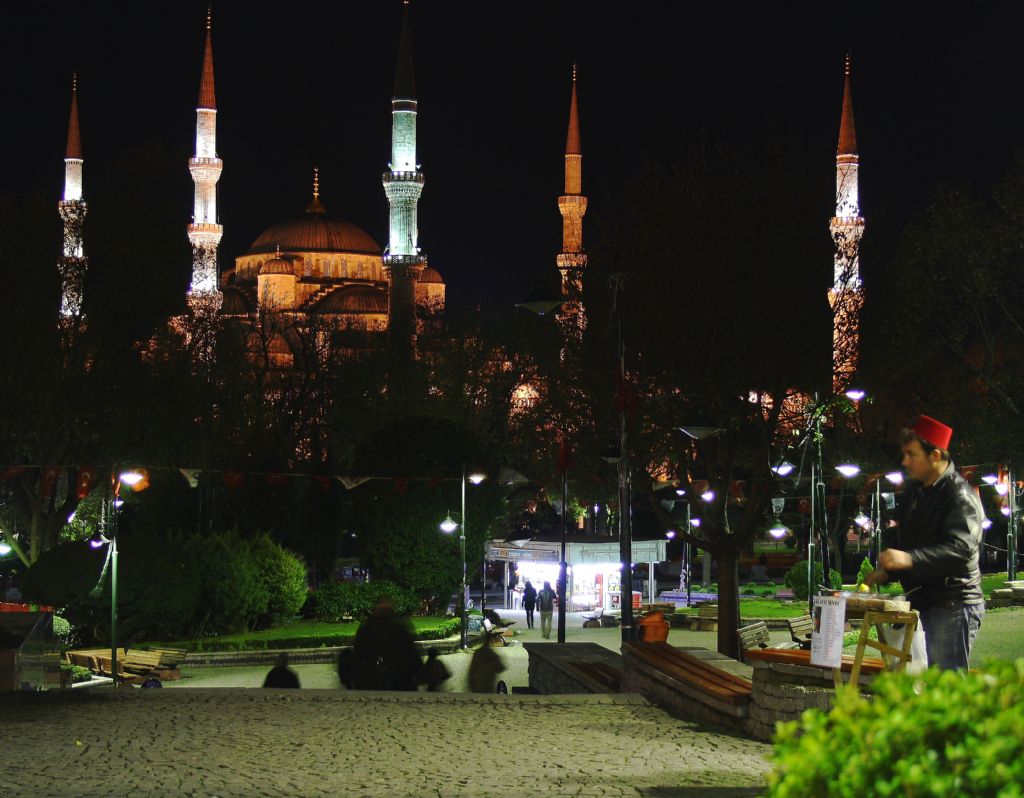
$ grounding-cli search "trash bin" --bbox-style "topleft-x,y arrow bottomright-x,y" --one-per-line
638,611 -> 670,643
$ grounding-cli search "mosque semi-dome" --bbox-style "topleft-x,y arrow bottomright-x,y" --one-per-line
419,266 -> 444,284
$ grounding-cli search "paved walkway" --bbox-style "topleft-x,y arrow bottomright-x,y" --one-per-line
1,689 -> 771,797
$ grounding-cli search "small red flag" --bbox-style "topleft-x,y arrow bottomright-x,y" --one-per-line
798,498 -> 811,514
75,467 -> 97,500
1,466 -> 24,481
314,476 -> 331,492
394,478 -> 408,494
40,467 -> 61,499
224,472 -> 245,490
265,473 -> 289,488
557,438 -> 574,474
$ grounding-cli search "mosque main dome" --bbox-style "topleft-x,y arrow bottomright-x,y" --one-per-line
247,207 -> 381,256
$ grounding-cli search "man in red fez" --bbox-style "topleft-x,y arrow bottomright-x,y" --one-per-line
867,415 -> 985,669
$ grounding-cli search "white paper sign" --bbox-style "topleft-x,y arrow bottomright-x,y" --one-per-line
810,595 -> 847,668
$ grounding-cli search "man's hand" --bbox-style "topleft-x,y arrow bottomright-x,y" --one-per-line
879,548 -> 914,572
864,568 -> 889,587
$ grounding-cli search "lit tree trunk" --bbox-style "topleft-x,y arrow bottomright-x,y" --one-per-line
715,548 -> 741,659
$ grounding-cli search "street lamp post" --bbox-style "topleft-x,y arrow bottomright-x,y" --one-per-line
440,467 -> 485,651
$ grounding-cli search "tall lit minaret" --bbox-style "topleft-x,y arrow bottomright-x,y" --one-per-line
556,65 -> 588,345
383,0 -> 425,350
58,74 -> 87,318
828,53 -> 864,391
186,7 -> 223,314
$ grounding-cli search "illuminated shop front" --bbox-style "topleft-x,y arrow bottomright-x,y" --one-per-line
489,538 -> 667,612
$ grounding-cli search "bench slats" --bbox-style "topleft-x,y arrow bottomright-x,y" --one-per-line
743,647 -> 886,674
624,642 -> 751,704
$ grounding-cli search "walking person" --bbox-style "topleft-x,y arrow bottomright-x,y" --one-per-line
522,580 -> 537,629
537,581 -> 556,640
866,415 -> 985,670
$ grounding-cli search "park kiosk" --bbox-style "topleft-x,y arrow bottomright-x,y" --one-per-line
489,536 -> 667,612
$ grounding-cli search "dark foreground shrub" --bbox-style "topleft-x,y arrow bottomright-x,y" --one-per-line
767,659 -> 1024,797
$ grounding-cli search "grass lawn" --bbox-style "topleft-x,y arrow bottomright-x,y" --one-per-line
142,616 -> 459,653
675,598 -> 808,619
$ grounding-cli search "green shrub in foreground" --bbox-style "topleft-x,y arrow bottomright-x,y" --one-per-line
767,659 -> 1024,798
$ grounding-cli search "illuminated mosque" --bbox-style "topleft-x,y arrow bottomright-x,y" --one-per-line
55,5 -> 860,381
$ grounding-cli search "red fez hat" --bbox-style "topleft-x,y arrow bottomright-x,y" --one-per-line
912,415 -> 953,451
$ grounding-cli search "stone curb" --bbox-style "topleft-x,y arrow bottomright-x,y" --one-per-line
182,635 -> 467,667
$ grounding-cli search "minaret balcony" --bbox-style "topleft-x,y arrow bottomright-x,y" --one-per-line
383,253 -> 425,268
189,157 -> 223,181
383,170 -> 425,184
188,222 -> 223,247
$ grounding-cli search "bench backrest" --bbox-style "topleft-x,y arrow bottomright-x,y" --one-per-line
787,615 -> 814,639
736,621 -> 770,654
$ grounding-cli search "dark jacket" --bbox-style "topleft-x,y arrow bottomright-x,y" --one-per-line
895,461 -> 984,610
522,584 -> 537,609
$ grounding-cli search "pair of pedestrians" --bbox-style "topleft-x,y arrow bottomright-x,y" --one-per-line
524,581 -> 557,639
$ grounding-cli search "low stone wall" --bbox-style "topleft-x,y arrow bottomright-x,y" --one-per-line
620,663 -> 749,733
744,658 -> 873,741
524,642 -> 622,695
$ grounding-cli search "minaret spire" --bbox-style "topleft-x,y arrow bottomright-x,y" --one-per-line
187,5 -> 224,315
556,64 -> 588,346
59,73 -> 87,318
828,52 -> 865,391
383,0 -> 426,352
199,6 -> 216,110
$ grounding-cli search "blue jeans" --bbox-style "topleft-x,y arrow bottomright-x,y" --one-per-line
919,601 -> 984,671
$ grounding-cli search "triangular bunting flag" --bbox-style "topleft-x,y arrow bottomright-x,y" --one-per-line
179,469 -> 201,488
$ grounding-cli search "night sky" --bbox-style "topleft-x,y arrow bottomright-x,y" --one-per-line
4,2 -> 1023,308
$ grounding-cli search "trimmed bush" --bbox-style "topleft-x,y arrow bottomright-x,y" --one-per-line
783,560 -> 842,601
308,580 -> 420,621
767,659 -> 1024,797
251,534 -> 308,623
187,533 -> 269,635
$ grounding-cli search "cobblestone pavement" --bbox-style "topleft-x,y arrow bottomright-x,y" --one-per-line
1,689 -> 771,797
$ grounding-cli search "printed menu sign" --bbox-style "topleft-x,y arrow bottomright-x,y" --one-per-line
810,594 -> 847,668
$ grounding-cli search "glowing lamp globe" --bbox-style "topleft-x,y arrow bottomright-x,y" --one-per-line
836,464 -> 860,478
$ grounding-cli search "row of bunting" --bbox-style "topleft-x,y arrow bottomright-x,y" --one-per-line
1,462 -> 1018,505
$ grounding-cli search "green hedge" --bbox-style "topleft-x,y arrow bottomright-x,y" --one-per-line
767,659 -> 1024,797
307,580 -> 421,622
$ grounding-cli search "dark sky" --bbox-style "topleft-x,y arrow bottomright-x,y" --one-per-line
4,2 -> 1022,307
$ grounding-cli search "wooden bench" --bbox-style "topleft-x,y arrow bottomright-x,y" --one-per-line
622,641 -> 752,718
787,615 -> 814,649
743,646 -> 886,675
567,660 -> 622,692
121,650 -> 163,675
146,647 -> 188,669
736,621 -> 771,662
696,605 -> 718,631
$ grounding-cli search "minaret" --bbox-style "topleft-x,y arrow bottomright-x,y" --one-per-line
58,74 -> 87,318
382,0 -> 425,350
556,65 -> 588,345
828,53 -> 864,391
186,7 -> 224,314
